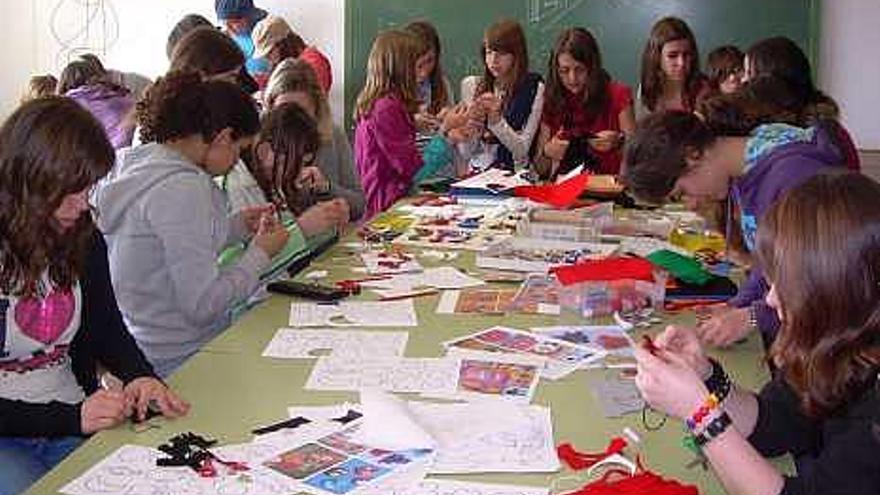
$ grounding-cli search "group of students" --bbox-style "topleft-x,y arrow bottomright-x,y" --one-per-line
2,2 -> 879,494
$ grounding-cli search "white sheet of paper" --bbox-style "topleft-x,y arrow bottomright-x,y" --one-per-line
262,328 -> 408,359
362,267 -> 485,293
354,389 -> 436,451
59,445 -> 298,495
616,236 -> 690,258
424,405 -> 559,474
305,357 -> 459,394
289,300 -> 418,328
357,479 -> 549,495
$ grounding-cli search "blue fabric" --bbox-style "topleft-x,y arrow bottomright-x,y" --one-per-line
232,33 -> 271,77
0,436 -> 83,494
215,0 -> 265,21
744,124 -> 814,172
495,72 -> 542,169
413,135 -> 454,183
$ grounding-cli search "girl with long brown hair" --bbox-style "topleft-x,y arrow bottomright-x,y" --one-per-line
634,173 -> 880,495
459,18 -> 544,172
636,17 -> 708,118
0,98 -> 187,493
354,30 -> 468,220
537,27 -> 635,177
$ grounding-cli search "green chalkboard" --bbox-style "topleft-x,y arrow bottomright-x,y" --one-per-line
344,0 -> 820,130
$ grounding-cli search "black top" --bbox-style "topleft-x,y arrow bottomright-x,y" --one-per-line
0,231 -> 157,437
748,375 -> 880,495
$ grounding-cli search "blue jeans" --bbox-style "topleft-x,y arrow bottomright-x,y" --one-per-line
0,436 -> 83,495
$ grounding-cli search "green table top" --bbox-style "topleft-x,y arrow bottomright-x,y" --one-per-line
26,235 -> 786,495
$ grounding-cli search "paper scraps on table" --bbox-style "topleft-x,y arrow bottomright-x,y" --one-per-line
262,329 -> 408,360
435,288 -> 518,315
59,444 -> 299,495
443,326 -> 605,380
531,325 -> 637,369
592,375 -> 645,417
476,237 -> 618,273
357,478 -> 549,495
360,249 -> 422,275
288,300 -> 418,328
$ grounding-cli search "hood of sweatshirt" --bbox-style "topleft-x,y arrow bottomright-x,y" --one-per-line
94,142 -> 209,233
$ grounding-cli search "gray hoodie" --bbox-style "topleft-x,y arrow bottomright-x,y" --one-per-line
94,143 -> 269,377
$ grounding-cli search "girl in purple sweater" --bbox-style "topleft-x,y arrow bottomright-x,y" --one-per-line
354,30 -> 468,221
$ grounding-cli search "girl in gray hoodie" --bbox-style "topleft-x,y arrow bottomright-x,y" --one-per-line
93,72 -> 289,377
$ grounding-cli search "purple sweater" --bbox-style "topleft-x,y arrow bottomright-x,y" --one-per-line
728,123 -> 845,343
354,95 -> 422,221
66,84 -> 135,149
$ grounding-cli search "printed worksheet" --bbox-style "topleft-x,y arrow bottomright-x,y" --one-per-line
262,329 -> 409,359
305,357 -> 460,394
289,300 -> 418,328
59,445 -> 298,495
357,479 -> 549,495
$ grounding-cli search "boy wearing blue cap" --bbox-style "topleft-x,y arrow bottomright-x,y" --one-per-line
215,0 -> 272,85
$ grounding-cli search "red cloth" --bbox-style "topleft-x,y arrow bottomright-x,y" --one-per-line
541,81 -> 633,174
513,173 -> 590,208
552,257 -> 655,286
300,46 -> 333,94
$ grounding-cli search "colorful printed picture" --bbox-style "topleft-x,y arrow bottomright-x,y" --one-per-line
531,325 -> 635,368
264,443 -> 347,480
317,428 -> 368,455
457,359 -> 539,398
447,327 -> 603,366
304,458 -> 390,494
455,289 -> 517,314
359,448 -> 433,466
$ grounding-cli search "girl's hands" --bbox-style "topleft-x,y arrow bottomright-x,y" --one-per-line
634,347 -> 710,420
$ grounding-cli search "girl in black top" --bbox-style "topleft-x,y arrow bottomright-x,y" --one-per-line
0,98 -> 188,494
635,173 -> 880,495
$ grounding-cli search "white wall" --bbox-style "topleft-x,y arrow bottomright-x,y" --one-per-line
0,0 -> 346,124
820,0 -> 880,149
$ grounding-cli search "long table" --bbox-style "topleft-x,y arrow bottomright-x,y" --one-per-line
26,228 -> 788,495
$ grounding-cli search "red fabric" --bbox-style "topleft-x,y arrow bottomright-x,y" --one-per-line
541,81 -> 633,174
300,46 -> 333,93
513,173 -> 590,208
552,257 -> 655,286
563,471 -> 700,495
558,440 -> 699,495
558,438 -> 628,470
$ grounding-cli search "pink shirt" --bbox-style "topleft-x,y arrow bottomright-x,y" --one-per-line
300,46 -> 332,94
354,95 -> 422,221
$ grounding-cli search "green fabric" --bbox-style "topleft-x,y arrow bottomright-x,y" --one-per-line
646,249 -> 714,286
217,218 -> 308,281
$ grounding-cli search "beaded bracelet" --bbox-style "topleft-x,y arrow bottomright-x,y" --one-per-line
703,358 -> 732,402
685,393 -> 720,432
694,410 -> 733,447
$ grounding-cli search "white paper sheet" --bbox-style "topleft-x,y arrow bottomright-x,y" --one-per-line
289,300 -> 418,328
59,445 -> 299,495
423,405 -> 559,474
305,357 -> 460,394
354,389 -> 437,451
358,479 -> 549,495
361,267 -> 485,293
262,328 -> 408,359
616,236 -> 691,258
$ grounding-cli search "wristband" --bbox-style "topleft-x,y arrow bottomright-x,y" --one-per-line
703,358 -> 732,403
694,410 -> 732,447
685,393 -> 720,431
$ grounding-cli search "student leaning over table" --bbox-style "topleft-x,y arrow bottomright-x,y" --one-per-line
0,98 -> 188,495
93,73 -> 289,378
622,109 -> 846,350
634,173 -> 880,495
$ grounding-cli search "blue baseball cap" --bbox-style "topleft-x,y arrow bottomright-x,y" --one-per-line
215,0 -> 267,21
